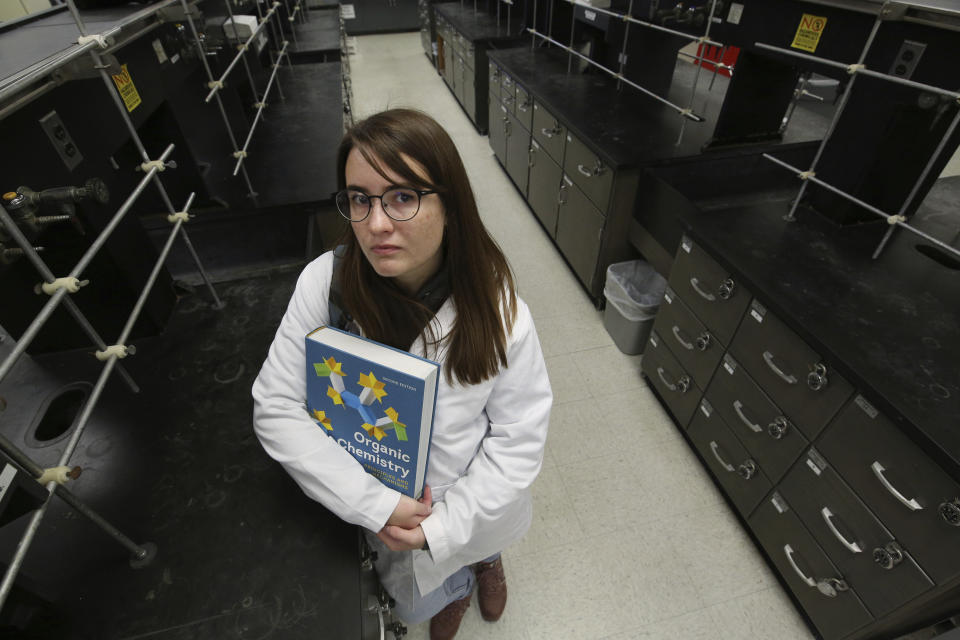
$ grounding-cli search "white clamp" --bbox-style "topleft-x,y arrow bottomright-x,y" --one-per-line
167,211 -> 191,223
798,170 -> 816,180
887,214 -> 906,225
679,108 -> 694,119
95,344 -> 132,361
38,277 -> 87,296
846,63 -> 866,75
237,43 -> 248,52
38,466 -> 74,486
289,15 -> 296,21
140,159 -> 167,173
233,150 -> 248,159
253,101 -> 267,109
207,80 -> 225,90
78,34 -> 109,49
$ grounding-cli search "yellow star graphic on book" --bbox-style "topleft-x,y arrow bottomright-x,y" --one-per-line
362,423 -> 387,440
327,386 -> 344,406
312,409 -> 333,431
385,407 -> 408,442
358,371 -> 388,403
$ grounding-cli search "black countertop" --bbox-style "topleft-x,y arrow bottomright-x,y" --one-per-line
488,46 -> 828,171
434,2 -> 525,43
666,178 -> 960,475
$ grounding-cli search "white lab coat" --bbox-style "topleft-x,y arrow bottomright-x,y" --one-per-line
252,251 -> 552,596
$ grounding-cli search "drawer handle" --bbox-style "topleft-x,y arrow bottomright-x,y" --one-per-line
733,400 -> 762,433
762,351 -> 798,385
783,544 -> 817,587
871,462 -> 923,511
709,441 -> 735,472
541,126 -> 561,138
656,367 -> 690,393
577,163 -> 594,178
671,325 -> 694,350
821,507 -> 863,554
689,277 -> 716,301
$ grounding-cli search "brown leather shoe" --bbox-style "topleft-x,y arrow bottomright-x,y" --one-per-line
474,557 -> 507,622
429,591 -> 473,640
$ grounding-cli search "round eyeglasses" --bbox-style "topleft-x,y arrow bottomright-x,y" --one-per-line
334,188 -> 437,222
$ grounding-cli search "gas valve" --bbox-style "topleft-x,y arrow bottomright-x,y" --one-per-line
939,499 -> 960,527
695,332 -> 712,351
807,363 -> 829,391
2,178 -> 107,236
873,541 -> 904,570
767,416 -> 792,440
816,577 -> 849,598
718,278 -> 735,300
736,459 -> 758,480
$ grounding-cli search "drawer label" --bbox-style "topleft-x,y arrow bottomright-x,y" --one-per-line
723,358 -> 736,375
771,492 -> 789,514
681,237 -> 692,253
567,134 -> 573,142
806,449 -> 827,475
728,3 -> 744,24
700,399 -> 714,417
664,289 -> 673,304
855,395 -> 878,419
650,333 -> 659,347
750,300 -> 767,323
584,9 -> 597,21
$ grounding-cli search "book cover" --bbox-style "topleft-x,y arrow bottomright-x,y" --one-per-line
305,325 -> 439,498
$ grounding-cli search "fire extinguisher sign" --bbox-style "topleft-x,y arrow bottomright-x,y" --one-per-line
110,64 -> 142,112
791,14 -> 827,53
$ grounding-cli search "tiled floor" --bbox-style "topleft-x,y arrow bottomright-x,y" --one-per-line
346,31 -> 815,640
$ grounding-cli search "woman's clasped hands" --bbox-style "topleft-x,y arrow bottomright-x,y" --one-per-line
377,485 -> 433,551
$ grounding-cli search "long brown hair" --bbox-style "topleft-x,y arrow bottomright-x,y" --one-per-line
335,109 -> 517,385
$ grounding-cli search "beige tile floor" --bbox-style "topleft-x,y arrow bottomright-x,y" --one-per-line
347,31 -> 815,640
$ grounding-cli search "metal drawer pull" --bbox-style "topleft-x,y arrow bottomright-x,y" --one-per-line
733,400 -> 762,433
577,164 -> 594,178
709,441 -> 735,472
656,367 -> 690,393
821,507 -> 863,554
689,276 -> 715,301
672,326 -> 694,350
541,126 -> 561,138
939,499 -> 960,526
871,462 -> 923,510
763,351 -> 798,385
783,544 -> 817,587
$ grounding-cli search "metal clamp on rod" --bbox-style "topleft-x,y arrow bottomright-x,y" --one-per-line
35,277 -> 88,296
205,8 -> 278,103
233,42 -> 290,175
77,34 -> 109,49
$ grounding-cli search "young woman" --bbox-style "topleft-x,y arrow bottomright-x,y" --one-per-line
252,109 -> 552,639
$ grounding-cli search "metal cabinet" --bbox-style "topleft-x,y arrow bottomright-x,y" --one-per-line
556,175 -> 605,287
506,109 -> 530,195
527,139 -> 562,236
489,101 -> 508,164
641,329 -> 701,426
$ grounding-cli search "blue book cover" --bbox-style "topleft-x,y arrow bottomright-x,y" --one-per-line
305,325 -> 439,498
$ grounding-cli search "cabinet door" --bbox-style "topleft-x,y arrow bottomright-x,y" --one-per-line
750,493 -> 874,640
641,329 -> 701,426
532,101 -> 565,163
687,398 -> 772,516
443,38 -> 454,86
488,61 -> 500,103
515,84 -> 533,132
506,111 -> 530,196
463,62 -> 476,122
556,176 -> 603,289
705,353 -> 808,483
563,131 -> 613,212
527,139 -> 561,237
818,396 -> 960,585
780,450 -> 934,617
489,101 -> 508,164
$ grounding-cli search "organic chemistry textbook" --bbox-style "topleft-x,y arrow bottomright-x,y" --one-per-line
305,325 -> 439,499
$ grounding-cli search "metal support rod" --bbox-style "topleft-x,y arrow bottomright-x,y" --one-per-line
102,18 -> 163,56
206,4 -> 278,102
566,7 -> 576,74
556,0 -> 722,47
615,0 -> 634,91
782,16 -> 883,221
754,41 -> 960,102
0,289 -> 67,386
531,0 -> 537,51
223,0 -> 263,102
707,46 -> 729,91
872,107 -> 960,259
781,71 -> 813,133
527,29 -> 704,121
178,0 -> 259,199
0,205 -> 139,392
763,153 -> 960,261
281,0 -> 300,47
0,80 -> 57,121
234,42 -> 290,175
676,0 -> 719,146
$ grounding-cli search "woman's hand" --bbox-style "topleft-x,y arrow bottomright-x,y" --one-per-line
377,524 -> 426,552
385,485 -> 433,529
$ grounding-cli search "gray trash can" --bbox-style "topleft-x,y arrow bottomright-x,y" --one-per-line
603,260 -> 667,355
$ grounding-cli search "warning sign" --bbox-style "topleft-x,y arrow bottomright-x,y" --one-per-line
791,14 -> 827,52
111,64 -> 142,112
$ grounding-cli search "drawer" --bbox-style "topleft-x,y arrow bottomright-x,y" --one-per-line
781,450 -> 933,617
731,299 -> 853,440
488,62 -> 500,102
705,353 -> 808,483
515,84 -> 533,132
500,73 -> 515,113
688,398 -> 772,516
653,287 -> 722,391
563,131 -> 612,213
532,101 -> 565,162
818,396 -> 960,585
668,236 -> 751,346
750,492 -> 873,640
641,329 -> 701,427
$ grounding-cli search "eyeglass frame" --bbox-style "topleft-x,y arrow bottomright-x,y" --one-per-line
333,187 -> 439,222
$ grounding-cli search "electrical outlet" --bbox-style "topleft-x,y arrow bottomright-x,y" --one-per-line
39,110 -> 82,171
889,40 -> 926,81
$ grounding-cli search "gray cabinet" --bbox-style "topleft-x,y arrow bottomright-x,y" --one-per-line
505,110 -> 530,195
556,175 -> 604,287
527,139 -> 561,236
489,101 -> 508,164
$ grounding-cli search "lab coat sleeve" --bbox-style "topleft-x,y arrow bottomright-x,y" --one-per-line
419,303 -> 552,563
251,253 -> 401,532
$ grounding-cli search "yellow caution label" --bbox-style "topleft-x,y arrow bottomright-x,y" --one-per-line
792,14 -> 827,52
110,64 -> 142,112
